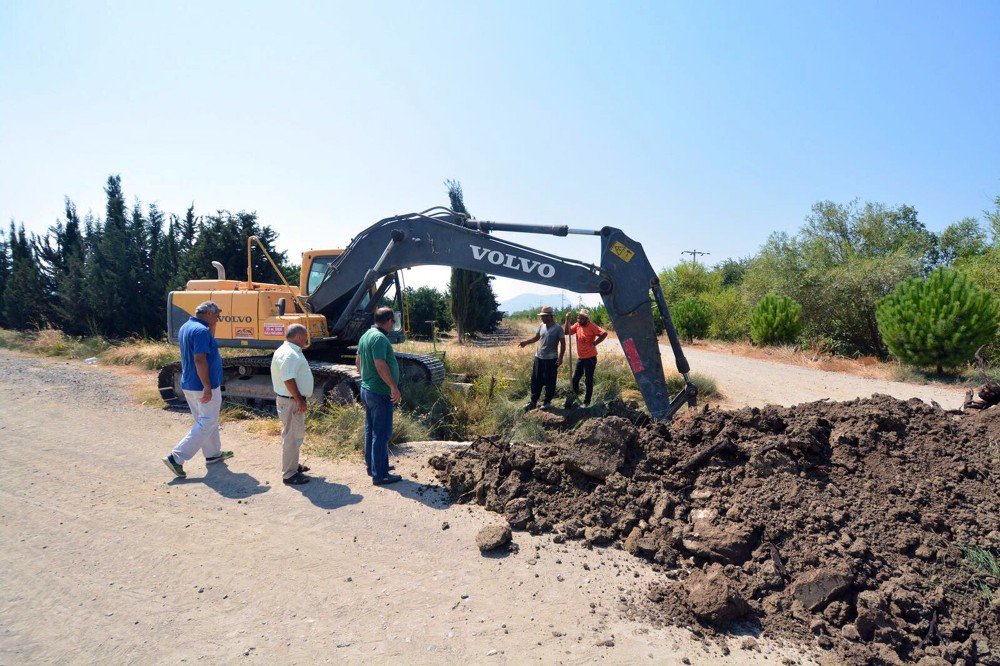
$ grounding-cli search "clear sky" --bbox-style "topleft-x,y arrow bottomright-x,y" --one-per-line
1,1 -> 998,304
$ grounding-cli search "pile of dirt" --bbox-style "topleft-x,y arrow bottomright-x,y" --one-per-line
430,395 -> 1000,665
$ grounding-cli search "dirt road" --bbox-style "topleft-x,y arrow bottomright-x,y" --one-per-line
673,345 -> 964,409
0,350 -> 807,665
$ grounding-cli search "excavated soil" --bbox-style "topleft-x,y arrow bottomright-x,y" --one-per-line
430,395 -> 1000,665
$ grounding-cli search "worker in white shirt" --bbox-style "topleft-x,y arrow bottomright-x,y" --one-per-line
270,324 -> 314,485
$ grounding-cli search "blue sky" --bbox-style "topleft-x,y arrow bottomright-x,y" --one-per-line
1,1 -> 997,303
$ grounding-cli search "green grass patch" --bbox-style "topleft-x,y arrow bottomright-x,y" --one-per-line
960,544 -> 999,600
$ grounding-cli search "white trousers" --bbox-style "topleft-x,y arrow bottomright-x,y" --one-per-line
171,388 -> 223,463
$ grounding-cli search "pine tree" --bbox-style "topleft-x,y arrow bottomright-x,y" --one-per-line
750,294 -> 803,345
2,223 -> 51,329
876,267 -> 999,373
445,180 -> 501,341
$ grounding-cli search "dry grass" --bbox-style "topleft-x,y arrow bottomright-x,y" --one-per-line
100,340 -> 179,370
0,327 -> 110,359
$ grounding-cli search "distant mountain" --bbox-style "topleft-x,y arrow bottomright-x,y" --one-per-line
499,292 -> 598,315
498,293 -> 552,315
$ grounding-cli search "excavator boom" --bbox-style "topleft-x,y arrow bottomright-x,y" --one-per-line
308,208 -> 697,420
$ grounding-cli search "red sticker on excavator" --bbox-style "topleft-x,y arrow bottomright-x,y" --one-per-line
622,338 -> 644,372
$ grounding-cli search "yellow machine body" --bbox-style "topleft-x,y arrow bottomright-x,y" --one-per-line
166,248 -> 341,349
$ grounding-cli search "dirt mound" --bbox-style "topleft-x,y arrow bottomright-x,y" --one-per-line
430,395 -> 1000,665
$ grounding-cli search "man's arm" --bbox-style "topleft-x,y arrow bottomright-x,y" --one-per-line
374,359 -> 401,404
194,353 -> 213,403
594,330 -> 608,346
283,378 -> 308,414
355,355 -> 361,373
556,334 -> 566,367
518,332 -> 540,348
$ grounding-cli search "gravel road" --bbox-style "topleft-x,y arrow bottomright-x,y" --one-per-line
679,346 -> 965,408
0,350 -> 805,664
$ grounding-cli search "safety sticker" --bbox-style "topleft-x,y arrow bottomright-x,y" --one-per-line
264,323 -> 285,337
609,241 -> 635,262
622,337 -> 644,372
234,326 -> 255,339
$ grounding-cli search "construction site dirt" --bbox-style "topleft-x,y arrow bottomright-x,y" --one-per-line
431,396 -> 1000,665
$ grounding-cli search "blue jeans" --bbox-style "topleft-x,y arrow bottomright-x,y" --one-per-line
361,387 -> 394,478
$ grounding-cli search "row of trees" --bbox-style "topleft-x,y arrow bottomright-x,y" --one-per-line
662,197 -> 1000,367
0,176 -> 294,337
0,175 -> 504,342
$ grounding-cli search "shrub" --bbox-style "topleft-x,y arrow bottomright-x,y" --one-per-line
672,297 -> 710,342
750,294 -> 803,345
875,268 -> 999,373
703,287 -> 750,340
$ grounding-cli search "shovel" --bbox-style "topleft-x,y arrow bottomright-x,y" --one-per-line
563,316 -> 578,410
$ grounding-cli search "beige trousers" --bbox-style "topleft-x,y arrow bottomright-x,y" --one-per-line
276,396 -> 306,480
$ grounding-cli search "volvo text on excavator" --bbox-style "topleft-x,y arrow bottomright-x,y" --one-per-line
159,207 -> 698,420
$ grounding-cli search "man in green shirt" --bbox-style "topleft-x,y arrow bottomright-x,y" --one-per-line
355,306 -> 402,485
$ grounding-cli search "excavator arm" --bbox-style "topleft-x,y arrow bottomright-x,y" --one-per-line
308,208 -> 697,420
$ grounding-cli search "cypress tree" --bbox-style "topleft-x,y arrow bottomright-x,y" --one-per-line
445,180 -> 501,341
36,199 -> 89,334
0,227 -> 10,327
179,204 -> 198,253
179,210 -> 288,285
2,223 -> 51,329
84,175 -> 144,336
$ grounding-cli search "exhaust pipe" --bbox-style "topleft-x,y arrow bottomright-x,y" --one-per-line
212,261 -> 226,280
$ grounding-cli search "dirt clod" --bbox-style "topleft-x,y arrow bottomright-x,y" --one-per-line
432,395 -> 1000,665
684,565 -> 750,624
476,525 -> 512,553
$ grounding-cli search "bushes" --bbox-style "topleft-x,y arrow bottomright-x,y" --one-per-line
750,294 -> 803,345
876,268 -> 999,373
672,297 -> 710,342
703,288 -> 750,340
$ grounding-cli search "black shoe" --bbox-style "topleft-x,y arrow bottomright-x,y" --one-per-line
541,402 -> 552,410
372,473 -> 403,486
283,473 -> 310,485
523,403 -> 537,412
297,464 -> 310,473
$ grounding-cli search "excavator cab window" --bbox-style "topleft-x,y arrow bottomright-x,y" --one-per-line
306,256 -> 335,295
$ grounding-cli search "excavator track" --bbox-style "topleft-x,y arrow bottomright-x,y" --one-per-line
157,351 -> 446,409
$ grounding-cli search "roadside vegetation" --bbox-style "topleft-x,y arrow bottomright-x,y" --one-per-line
509,197 -> 1000,379
0,325 -> 718,460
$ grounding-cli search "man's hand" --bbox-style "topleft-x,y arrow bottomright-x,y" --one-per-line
200,387 -> 212,404
390,386 -> 402,405
556,358 -> 563,368
295,396 -> 308,414
517,340 -> 527,348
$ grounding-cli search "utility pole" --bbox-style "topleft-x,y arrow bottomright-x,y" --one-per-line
681,249 -> 710,266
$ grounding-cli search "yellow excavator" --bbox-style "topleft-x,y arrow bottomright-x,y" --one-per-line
160,207 -> 698,421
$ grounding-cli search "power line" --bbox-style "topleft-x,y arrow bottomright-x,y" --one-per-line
681,249 -> 710,266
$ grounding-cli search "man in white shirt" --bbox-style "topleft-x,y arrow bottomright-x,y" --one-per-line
270,324 -> 314,485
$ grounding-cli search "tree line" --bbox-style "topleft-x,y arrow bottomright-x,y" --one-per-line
0,175 -> 503,342
661,197 -> 1000,368
0,175 -> 293,337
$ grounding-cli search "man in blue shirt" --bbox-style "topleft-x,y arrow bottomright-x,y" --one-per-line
163,301 -> 234,477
